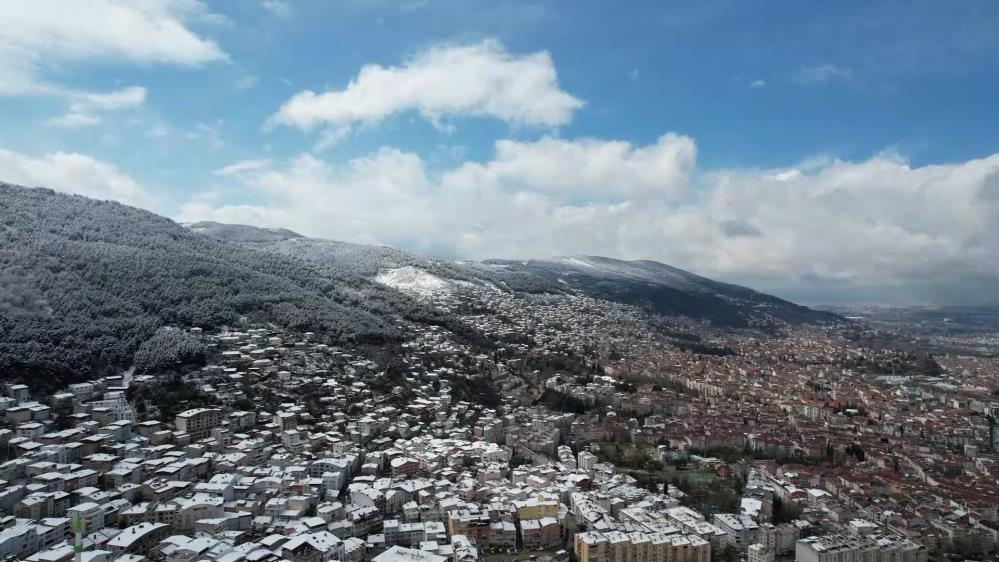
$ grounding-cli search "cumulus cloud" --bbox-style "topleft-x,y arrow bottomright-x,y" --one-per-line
0,148 -> 154,208
443,134 -> 696,200
313,126 -> 353,153
185,150 -> 437,248
48,86 -> 147,128
700,155 -> 998,288
0,1 -> 226,96
180,137 -> 999,302
271,39 -> 583,133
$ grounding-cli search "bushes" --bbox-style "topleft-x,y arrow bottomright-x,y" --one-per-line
133,328 -> 207,374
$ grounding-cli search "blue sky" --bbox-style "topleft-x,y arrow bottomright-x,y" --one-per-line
0,0 -> 996,304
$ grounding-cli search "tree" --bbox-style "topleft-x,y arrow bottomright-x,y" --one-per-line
845,443 -> 866,462
773,497 -> 802,523
133,328 -> 207,373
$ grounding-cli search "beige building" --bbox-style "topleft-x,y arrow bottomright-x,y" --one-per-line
575,531 -> 710,562
175,408 -> 223,439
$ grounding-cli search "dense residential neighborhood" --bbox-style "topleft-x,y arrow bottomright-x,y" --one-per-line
1,0 -> 996,560
0,277 -> 996,562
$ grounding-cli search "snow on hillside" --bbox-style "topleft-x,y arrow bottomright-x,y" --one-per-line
375,266 -> 453,297
375,266 -> 501,297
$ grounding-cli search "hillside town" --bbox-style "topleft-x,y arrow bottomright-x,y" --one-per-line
0,283 -> 996,562
1,0 -> 996,561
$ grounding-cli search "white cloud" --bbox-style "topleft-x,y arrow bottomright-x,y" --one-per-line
234,75 -> 259,91
187,119 -> 225,148
181,137 -> 999,300
0,148 -> 154,208
629,69 -> 641,82
271,39 -> 583,133
68,86 -> 147,112
792,63 -> 853,85
183,150 -> 437,248
48,86 -> 147,128
262,0 -> 292,18
696,155 -> 998,288
749,79 -> 766,88
146,124 -> 169,138
313,126 -> 353,153
215,159 -> 273,177
0,0 -> 226,96
46,112 -> 102,129
443,134 -> 696,200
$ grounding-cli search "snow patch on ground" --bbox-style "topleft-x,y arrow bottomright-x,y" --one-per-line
562,257 -> 595,268
376,266 -> 506,297
477,280 -> 505,293
375,266 -> 451,297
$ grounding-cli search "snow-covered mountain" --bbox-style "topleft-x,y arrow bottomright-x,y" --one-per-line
191,222 -> 837,328
0,181 -> 838,392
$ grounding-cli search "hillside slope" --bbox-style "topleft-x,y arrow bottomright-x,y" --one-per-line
193,222 -> 837,328
485,257 -> 838,327
0,185 -> 836,390
189,222 -> 563,293
0,184 -> 442,389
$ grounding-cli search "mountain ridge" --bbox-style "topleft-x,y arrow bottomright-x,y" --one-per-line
190,221 -> 837,327
0,183 -> 836,390
0,184 -> 464,390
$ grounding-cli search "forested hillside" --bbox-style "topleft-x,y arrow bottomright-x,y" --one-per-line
0,184 -> 837,391
191,221 -> 563,294
486,257 -> 839,328
0,184 -> 459,390
195,222 -> 836,328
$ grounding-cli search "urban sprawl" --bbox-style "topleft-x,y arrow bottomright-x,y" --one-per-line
1,283 -> 997,562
